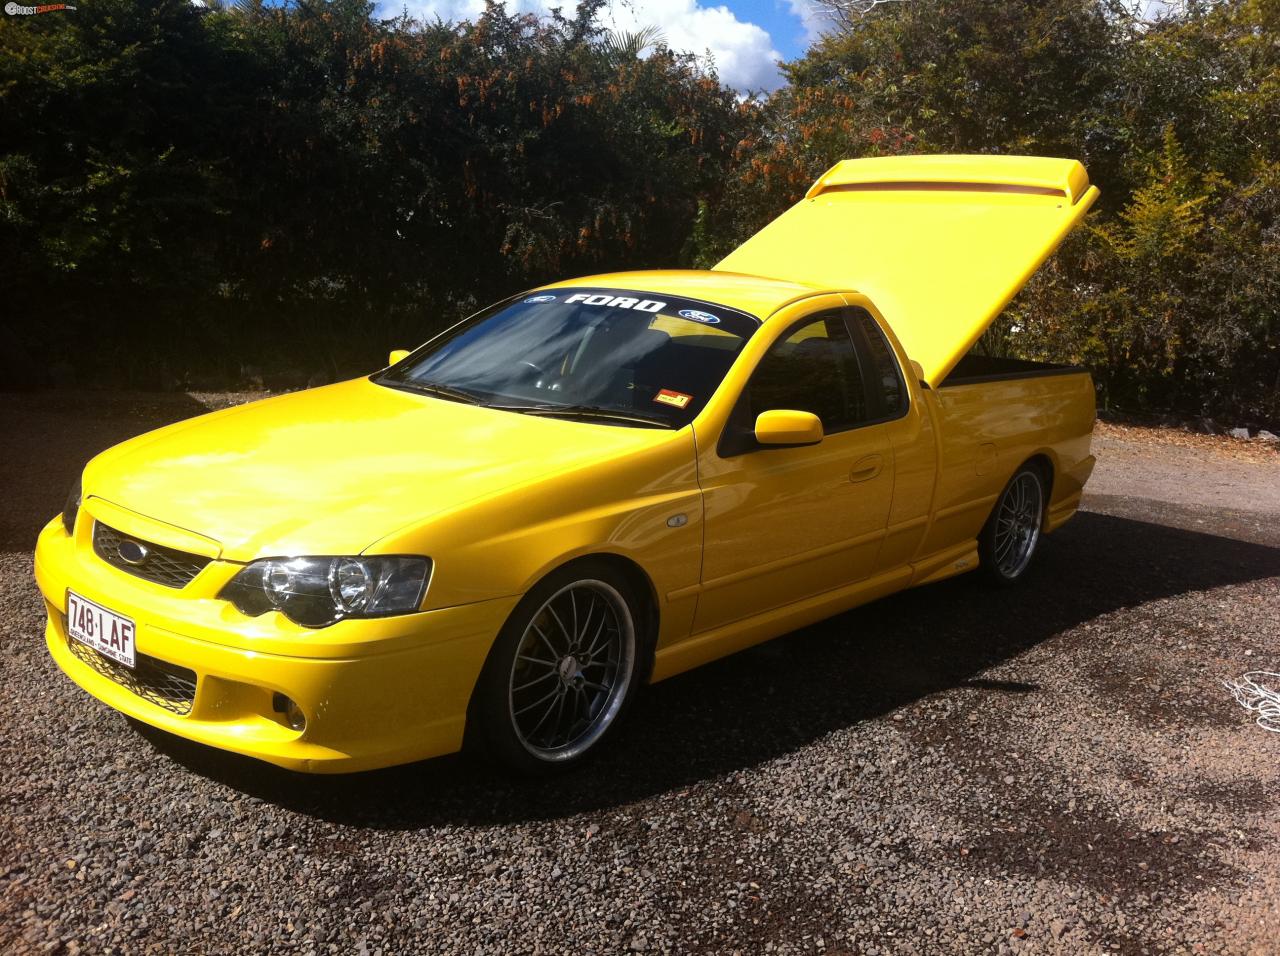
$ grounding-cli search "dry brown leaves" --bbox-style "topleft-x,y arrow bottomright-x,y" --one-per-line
1095,421 -> 1280,464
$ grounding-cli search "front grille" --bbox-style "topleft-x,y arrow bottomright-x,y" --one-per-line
65,636 -> 197,715
92,522 -> 211,589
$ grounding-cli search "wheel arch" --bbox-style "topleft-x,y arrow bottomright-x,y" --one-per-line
985,452 -> 1055,531
1021,452 -> 1056,525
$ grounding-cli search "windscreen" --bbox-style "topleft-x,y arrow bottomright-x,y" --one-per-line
375,289 -> 759,428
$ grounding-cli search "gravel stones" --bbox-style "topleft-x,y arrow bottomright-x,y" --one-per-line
1,393 -> 1278,953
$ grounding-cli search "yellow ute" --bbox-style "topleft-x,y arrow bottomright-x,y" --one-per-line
35,155 -> 1098,773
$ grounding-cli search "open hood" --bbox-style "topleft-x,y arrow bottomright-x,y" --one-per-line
714,154 -> 1100,386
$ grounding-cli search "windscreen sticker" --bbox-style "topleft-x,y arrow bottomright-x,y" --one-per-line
564,293 -> 666,312
654,389 -> 693,409
678,309 -> 721,325
523,294 -> 557,303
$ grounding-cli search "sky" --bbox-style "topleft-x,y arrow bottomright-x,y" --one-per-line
377,0 -> 830,92
376,1 -> 1179,94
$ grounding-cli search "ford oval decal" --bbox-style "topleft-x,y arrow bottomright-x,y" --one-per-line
116,539 -> 150,566
678,309 -> 720,325
523,294 -> 557,303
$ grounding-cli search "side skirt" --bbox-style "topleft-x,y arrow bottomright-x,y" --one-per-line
650,565 -> 913,682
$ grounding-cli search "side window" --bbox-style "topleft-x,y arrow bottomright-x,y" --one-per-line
850,309 -> 907,419
746,313 -> 869,432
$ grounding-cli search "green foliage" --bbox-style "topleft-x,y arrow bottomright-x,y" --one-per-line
1008,1 -> 1280,422
0,0 -> 749,385
602,25 -> 667,63
2,0 -> 1277,421
729,0 -> 1280,422
1015,135 -> 1280,419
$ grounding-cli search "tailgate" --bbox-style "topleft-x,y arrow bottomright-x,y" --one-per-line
714,155 -> 1100,387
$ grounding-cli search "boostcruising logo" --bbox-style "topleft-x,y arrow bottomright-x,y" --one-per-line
5,1 -> 77,13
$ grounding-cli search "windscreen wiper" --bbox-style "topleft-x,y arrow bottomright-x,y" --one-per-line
392,380 -> 488,405
487,402 -> 674,429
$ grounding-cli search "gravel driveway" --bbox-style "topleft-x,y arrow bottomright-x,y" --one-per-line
2,392 -> 1278,955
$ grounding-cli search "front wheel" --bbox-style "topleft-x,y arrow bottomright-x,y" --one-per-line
979,464 -> 1046,585
470,563 -> 642,774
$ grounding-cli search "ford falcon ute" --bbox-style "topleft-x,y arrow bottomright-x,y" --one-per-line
35,154 -> 1099,774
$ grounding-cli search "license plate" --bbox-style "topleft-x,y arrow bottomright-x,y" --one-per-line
66,591 -> 136,669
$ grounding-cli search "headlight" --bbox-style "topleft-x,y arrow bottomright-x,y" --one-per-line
219,556 -> 431,628
62,474 -> 82,536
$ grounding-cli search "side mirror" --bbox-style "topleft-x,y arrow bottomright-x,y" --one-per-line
754,409 -> 824,447
388,349 -> 411,366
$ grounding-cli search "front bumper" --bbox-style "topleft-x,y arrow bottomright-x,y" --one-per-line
34,514 -> 517,773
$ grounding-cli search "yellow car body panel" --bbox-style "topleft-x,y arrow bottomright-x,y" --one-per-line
715,154 -> 1101,386
35,154 -> 1099,772
81,378 -> 677,565
688,293 -> 898,635
36,514 -> 519,772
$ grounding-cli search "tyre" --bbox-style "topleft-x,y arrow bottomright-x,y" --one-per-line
978,463 -> 1046,586
470,561 -> 644,774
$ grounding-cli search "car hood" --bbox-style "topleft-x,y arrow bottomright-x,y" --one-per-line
84,378 -> 672,562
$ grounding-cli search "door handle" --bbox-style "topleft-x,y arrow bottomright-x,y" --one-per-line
849,454 -> 884,483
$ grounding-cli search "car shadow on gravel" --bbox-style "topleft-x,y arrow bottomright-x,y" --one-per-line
132,509 -> 1280,827
1,392 -> 214,552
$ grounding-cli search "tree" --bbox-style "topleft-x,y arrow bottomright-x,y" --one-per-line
711,0 -> 1279,421
1,0 -> 750,385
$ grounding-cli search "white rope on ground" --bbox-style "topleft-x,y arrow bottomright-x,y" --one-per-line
1222,671 -> 1280,733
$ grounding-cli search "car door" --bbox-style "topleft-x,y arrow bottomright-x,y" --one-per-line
692,308 -> 896,634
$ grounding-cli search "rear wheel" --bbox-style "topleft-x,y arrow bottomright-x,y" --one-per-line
979,464 -> 1045,585
471,562 -> 642,774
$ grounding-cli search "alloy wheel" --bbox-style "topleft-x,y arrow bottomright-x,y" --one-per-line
993,471 -> 1044,579
506,580 -> 635,762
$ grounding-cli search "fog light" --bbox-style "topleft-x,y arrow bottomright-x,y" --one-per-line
272,692 -> 306,732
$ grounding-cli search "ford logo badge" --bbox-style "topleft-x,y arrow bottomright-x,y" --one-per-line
117,539 -> 150,566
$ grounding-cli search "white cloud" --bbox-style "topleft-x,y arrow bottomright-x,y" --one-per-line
380,0 -> 784,91
1141,0 -> 1178,18
785,0 -> 835,45
603,0 -> 783,90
